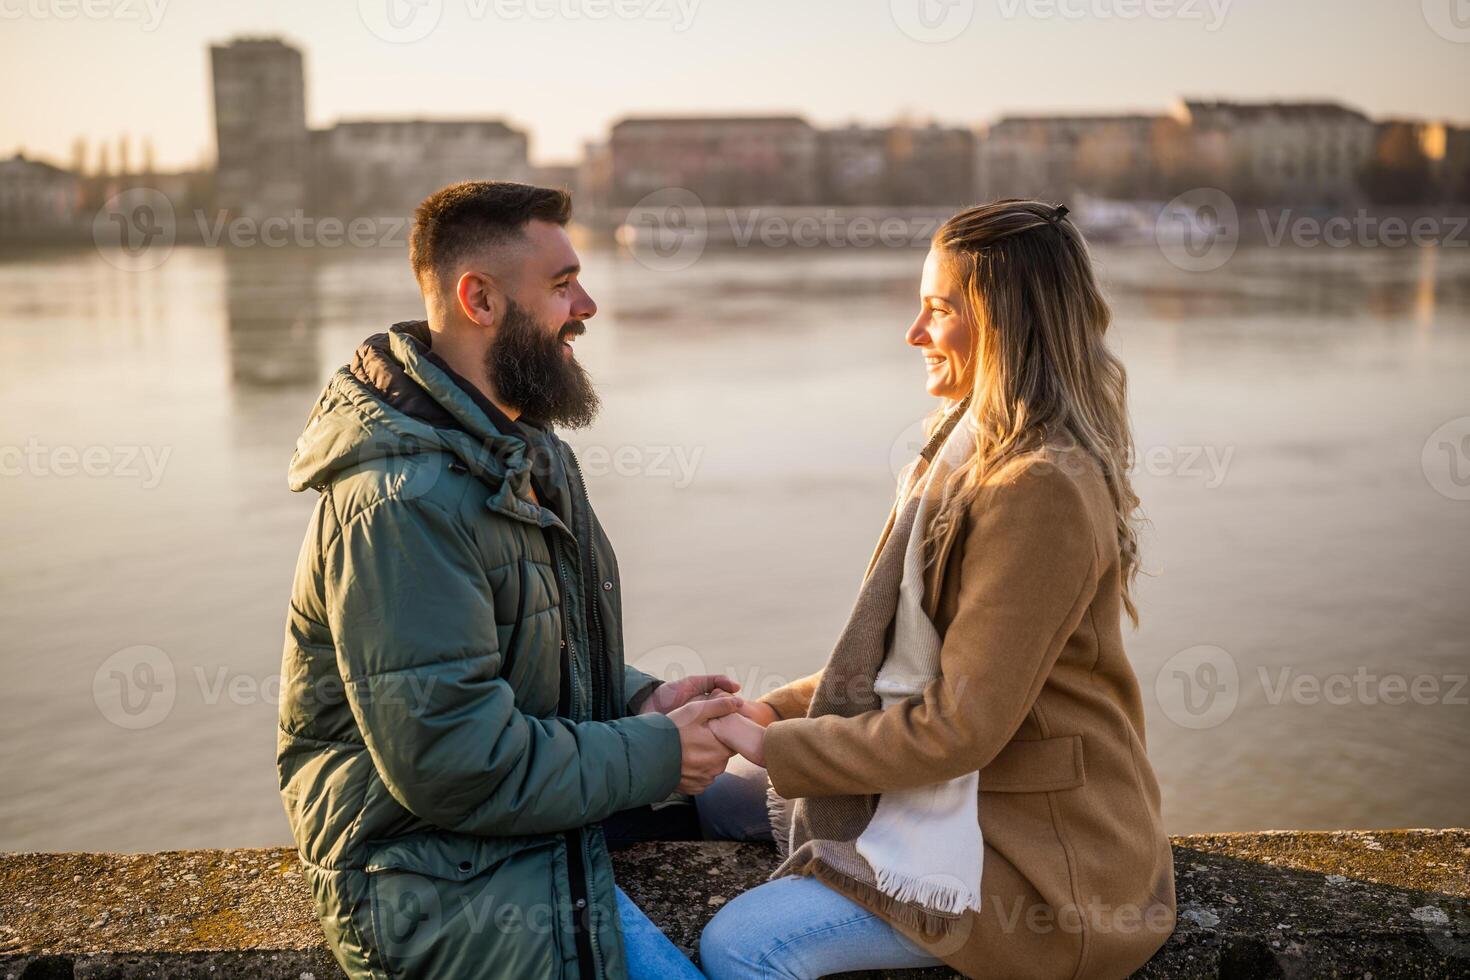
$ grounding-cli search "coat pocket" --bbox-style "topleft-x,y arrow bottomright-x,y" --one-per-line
365,833 -> 563,980
979,734 -> 1086,793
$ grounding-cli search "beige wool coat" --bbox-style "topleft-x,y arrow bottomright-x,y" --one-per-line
760,442 -> 1176,980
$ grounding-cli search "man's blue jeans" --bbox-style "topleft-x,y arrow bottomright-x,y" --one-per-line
617,886 -> 705,979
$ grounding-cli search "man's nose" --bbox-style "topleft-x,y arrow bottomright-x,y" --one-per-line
572,283 -> 597,321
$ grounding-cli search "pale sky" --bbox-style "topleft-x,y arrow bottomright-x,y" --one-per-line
3,0 -> 1468,170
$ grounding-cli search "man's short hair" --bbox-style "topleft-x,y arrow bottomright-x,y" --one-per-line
409,181 -> 572,288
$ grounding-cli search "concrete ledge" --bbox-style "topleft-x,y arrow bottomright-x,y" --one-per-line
2,831 -> 1466,978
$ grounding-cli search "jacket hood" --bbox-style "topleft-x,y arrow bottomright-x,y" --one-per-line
288,323 -> 533,495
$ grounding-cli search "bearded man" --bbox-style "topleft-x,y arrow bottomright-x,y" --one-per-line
277,181 -> 740,980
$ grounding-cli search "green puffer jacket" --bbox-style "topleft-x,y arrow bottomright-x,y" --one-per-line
278,323 -> 682,980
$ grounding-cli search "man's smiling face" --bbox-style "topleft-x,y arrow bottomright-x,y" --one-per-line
501,218 -> 598,358
483,219 -> 602,428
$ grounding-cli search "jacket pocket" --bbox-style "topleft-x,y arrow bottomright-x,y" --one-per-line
980,734 -> 1086,793
365,833 -> 563,980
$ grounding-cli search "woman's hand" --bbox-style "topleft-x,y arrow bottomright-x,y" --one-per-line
708,712 -> 768,768
735,699 -> 779,728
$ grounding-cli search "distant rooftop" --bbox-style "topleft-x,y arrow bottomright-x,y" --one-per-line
991,112 -> 1167,126
326,118 -> 518,134
2,152 -> 74,178
613,115 -> 812,130
1181,99 -> 1371,122
211,36 -> 300,50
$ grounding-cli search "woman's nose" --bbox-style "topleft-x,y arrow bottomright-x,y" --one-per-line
905,315 -> 929,348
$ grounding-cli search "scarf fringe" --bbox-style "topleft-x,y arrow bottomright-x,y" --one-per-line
806,859 -> 966,939
766,785 -> 794,861
870,865 -> 981,916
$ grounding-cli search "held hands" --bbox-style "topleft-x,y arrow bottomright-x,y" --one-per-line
667,696 -> 743,795
708,700 -> 777,768
654,682 -> 779,792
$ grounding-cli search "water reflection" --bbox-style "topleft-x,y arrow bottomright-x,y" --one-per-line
1115,244 -> 1453,324
223,248 -> 321,388
0,240 -> 1466,852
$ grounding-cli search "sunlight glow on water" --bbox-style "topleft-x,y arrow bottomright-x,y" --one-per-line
1,241 -> 1467,850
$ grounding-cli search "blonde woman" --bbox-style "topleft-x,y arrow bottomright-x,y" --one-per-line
700,201 -> 1177,979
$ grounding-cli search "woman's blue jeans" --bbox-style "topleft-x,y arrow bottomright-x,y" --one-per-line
620,756 -> 941,977
698,875 -> 945,979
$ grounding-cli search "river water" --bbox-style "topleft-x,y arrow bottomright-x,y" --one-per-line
1,238 -> 1466,852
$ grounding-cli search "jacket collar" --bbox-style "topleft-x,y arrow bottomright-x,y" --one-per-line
350,320 -> 533,441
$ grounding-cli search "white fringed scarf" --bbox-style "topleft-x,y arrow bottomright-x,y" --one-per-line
853,412 -> 983,916
768,403 -> 983,930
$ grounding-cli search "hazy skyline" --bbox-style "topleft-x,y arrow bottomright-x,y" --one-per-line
4,0 -> 1469,170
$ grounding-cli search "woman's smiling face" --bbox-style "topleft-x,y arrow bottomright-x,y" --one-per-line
906,247 -> 976,402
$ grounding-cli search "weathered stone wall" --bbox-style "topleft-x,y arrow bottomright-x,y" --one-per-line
2,830 -> 1466,978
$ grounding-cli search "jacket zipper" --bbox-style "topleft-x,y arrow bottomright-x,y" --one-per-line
564,449 -> 612,977
551,526 -> 602,980
566,448 -> 607,722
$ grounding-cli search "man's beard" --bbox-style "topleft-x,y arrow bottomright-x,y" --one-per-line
487,300 -> 600,429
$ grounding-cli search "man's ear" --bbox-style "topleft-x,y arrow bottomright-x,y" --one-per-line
454,269 -> 501,328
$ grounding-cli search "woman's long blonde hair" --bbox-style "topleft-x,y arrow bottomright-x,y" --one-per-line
926,199 -> 1143,624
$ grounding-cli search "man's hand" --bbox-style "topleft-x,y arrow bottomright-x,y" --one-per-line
708,712 -> 769,768
638,674 -> 742,715
668,696 -> 741,794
